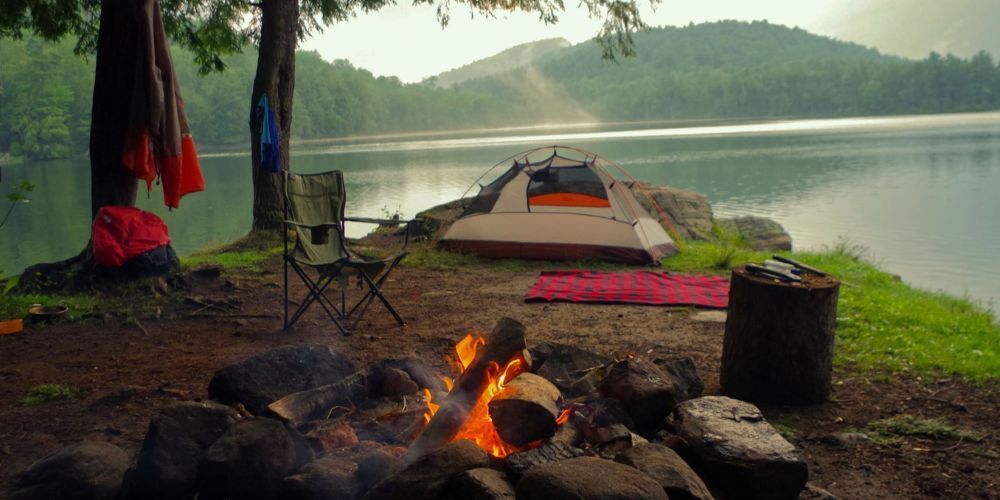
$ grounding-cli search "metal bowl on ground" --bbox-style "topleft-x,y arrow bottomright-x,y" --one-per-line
28,304 -> 69,320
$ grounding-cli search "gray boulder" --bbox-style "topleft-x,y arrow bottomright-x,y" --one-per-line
671,396 -> 807,499
362,439 -> 489,500
199,418 -> 314,500
615,443 -> 714,500
11,441 -> 129,500
530,342 -> 611,396
207,344 -> 356,415
121,401 -> 242,500
409,198 -> 471,240
630,183 -> 715,241
516,456 -> 667,500
280,443 -> 404,500
716,216 -> 792,251
654,357 -> 705,402
447,468 -> 516,499
600,357 -> 701,434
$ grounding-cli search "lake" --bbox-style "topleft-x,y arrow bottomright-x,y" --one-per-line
3,111 -> 999,308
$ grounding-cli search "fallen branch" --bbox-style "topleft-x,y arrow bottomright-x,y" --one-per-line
267,371 -> 368,424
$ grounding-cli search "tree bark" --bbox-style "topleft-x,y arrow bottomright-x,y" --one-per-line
249,0 -> 298,231
90,0 -> 140,218
720,265 -> 840,405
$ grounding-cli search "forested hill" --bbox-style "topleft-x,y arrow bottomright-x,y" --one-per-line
2,20 -> 999,161
458,20 -> 1000,119
428,37 -> 571,88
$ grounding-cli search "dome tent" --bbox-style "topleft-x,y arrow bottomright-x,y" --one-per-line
440,146 -> 678,264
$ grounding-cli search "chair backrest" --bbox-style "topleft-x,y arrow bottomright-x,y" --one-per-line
285,171 -> 348,265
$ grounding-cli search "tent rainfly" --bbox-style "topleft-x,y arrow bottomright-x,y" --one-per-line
439,146 -> 678,264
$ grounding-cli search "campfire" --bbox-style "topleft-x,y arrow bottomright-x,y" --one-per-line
408,318 -> 571,461
420,330 -> 571,458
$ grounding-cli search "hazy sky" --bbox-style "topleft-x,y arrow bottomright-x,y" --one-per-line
300,0 -> 845,82
299,0 -> 997,83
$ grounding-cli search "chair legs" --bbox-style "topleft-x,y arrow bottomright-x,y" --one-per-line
283,254 -> 407,335
346,254 -> 407,327
284,260 -> 349,335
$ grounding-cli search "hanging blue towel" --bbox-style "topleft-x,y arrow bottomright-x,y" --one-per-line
258,94 -> 281,172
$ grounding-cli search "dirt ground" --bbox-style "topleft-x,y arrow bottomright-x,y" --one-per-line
0,259 -> 998,498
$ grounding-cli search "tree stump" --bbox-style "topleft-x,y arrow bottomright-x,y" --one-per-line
720,265 -> 840,405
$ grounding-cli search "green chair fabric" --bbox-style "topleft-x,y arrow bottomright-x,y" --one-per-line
282,170 -> 410,335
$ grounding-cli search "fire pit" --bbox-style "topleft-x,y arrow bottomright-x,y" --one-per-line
18,317 -> 811,500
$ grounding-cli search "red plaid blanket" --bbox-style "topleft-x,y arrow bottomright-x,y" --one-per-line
525,270 -> 730,309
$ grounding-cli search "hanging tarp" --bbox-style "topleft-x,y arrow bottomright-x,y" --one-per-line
121,0 -> 205,209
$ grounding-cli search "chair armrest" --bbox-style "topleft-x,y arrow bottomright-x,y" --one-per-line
343,216 -> 412,226
283,220 -> 341,229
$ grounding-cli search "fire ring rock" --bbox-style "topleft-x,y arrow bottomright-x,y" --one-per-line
11,441 -> 130,500
198,418 -> 314,500
207,344 -> 357,416
120,401 -> 242,500
670,396 -> 808,500
362,439 -> 489,500
599,357 -> 695,434
516,456 -> 668,500
615,442 -> 714,500
447,468 -> 517,499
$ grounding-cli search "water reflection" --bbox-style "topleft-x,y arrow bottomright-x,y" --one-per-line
2,113 -> 999,308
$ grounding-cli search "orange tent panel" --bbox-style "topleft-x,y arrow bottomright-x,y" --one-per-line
528,192 -> 611,208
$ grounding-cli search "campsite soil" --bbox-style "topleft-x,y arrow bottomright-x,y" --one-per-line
1,259 -> 998,499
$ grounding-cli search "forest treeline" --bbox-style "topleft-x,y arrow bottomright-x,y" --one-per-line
2,20 -> 999,161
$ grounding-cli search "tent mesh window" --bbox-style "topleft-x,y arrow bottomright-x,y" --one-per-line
527,165 -> 609,207
463,163 -> 523,216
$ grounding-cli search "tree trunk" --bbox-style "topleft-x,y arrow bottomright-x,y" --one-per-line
90,0 -> 140,218
249,0 -> 298,231
720,265 -> 840,405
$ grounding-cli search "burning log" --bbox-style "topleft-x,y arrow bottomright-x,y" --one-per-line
488,373 -> 563,447
403,317 -> 528,462
267,371 -> 368,425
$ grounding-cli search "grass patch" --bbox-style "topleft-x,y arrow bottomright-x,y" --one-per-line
659,240 -> 1000,382
770,421 -> 801,441
866,414 -> 983,443
181,231 -> 282,273
20,384 -> 87,406
402,244 -> 486,270
0,292 -> 98,321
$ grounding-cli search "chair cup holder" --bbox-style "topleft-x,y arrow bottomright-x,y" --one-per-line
310,227 -> 329,245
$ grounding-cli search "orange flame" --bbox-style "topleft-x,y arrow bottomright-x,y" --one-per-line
556,407 -> 572,425
423,330 -> 532,458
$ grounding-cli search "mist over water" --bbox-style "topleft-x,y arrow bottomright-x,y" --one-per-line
3,112 -> 999,308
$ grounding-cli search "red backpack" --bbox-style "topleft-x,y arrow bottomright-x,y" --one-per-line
91,206 -> 171,268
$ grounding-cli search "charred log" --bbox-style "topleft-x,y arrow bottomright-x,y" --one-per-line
488,373 -> 563,447
503,442 -> 584,482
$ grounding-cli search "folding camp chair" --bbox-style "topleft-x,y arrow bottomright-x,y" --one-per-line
282,170 -> 411,335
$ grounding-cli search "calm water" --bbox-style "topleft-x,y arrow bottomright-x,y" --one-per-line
2,112 -> 999,307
